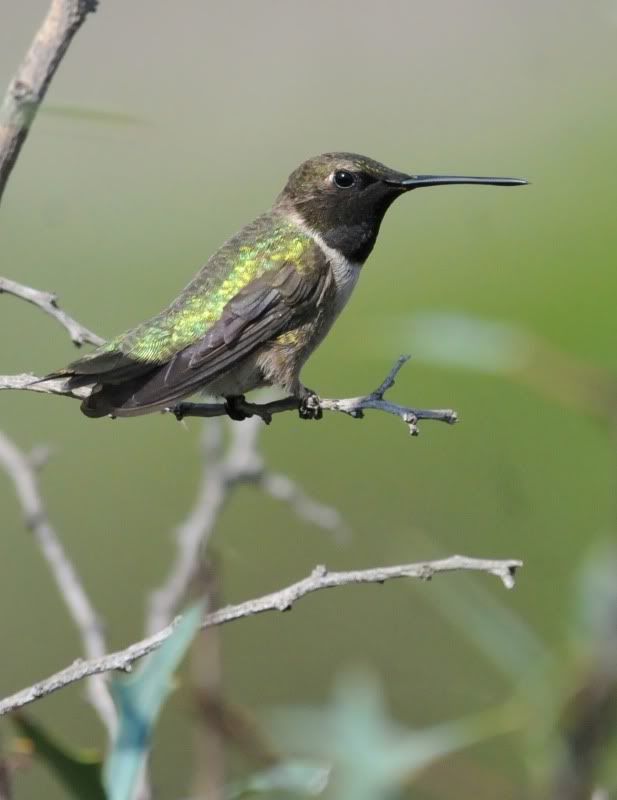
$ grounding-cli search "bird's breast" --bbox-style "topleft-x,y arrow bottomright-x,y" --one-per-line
287,254 -> 360,361
328,252 -> 362,314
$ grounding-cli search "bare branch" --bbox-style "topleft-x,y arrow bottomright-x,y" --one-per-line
0,356 -> 458,435
0,372 -> 88,397
0,431 -> 116,736
0,278 -> 104,346
259,470 -> 342,533
0,0 -> 98,204
0,555 -> 522,717
146,417 -> 344,636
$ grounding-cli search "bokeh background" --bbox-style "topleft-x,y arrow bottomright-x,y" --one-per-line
2,1 -> 617,797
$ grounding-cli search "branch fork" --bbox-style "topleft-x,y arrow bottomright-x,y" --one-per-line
0,278 -> 104,347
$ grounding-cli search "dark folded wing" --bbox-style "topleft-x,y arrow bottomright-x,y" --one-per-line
81,260 -> 330,413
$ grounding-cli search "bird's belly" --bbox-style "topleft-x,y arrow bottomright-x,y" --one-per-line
202,354 -> 266,398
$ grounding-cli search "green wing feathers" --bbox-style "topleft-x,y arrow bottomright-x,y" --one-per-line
66,213 -> 313,376
54,213 -> 324,415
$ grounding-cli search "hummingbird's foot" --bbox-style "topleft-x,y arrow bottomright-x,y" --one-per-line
224,394 -> 251,422
170,403 -> 189,421
298,391 -> 323,421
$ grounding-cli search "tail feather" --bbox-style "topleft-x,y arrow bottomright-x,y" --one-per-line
71,363 -> 198,418
79,377 -> 164,418
45,348 -> 165,417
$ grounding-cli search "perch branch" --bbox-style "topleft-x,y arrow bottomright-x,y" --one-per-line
0,555 -> 522,717
0,0 -> 98,204
0,278 -> 104,346
146,417 -> 344,636
1,356 -> 458,435
171,355 -> 457,434
0,431 -> 116,736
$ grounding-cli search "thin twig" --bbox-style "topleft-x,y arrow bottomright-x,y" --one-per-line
0,356 -> 458,435
0,431 -> 116,736
259,469 -> 342,533
0,278 -> 103,346
0,0 -> 98,204
146,417 -> 343,636
0,555 -> 522,717
0,373 -> 89,397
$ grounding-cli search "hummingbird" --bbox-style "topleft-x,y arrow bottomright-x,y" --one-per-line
53,153 -> 526,419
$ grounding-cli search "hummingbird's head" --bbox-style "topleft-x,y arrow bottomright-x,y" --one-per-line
277,152 -> 527,263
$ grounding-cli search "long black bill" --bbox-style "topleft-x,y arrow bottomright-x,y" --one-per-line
389,175 -> 528,189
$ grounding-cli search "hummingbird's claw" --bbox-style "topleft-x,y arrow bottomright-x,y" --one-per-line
224,395 -> 251,422
170,403 -> 187,421
298,392 -> 323,421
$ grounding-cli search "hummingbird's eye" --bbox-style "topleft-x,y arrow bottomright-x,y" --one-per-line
332,170 -> 356,189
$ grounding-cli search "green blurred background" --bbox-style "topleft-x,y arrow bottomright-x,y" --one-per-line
2,1 -> 617,797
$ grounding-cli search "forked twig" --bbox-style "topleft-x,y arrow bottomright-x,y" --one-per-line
0,278 -> 103,346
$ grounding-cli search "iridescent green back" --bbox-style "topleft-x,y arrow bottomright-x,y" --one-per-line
97,212 -> 313,363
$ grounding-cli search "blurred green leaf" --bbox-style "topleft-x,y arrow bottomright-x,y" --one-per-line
103,601 -> 205,800
402,312 -> 529,374
225,760 -> 330,798
11,714 -> 105,800
398,311 -> 617,421
268,669 -> 507,800
543,543 -> 617,797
